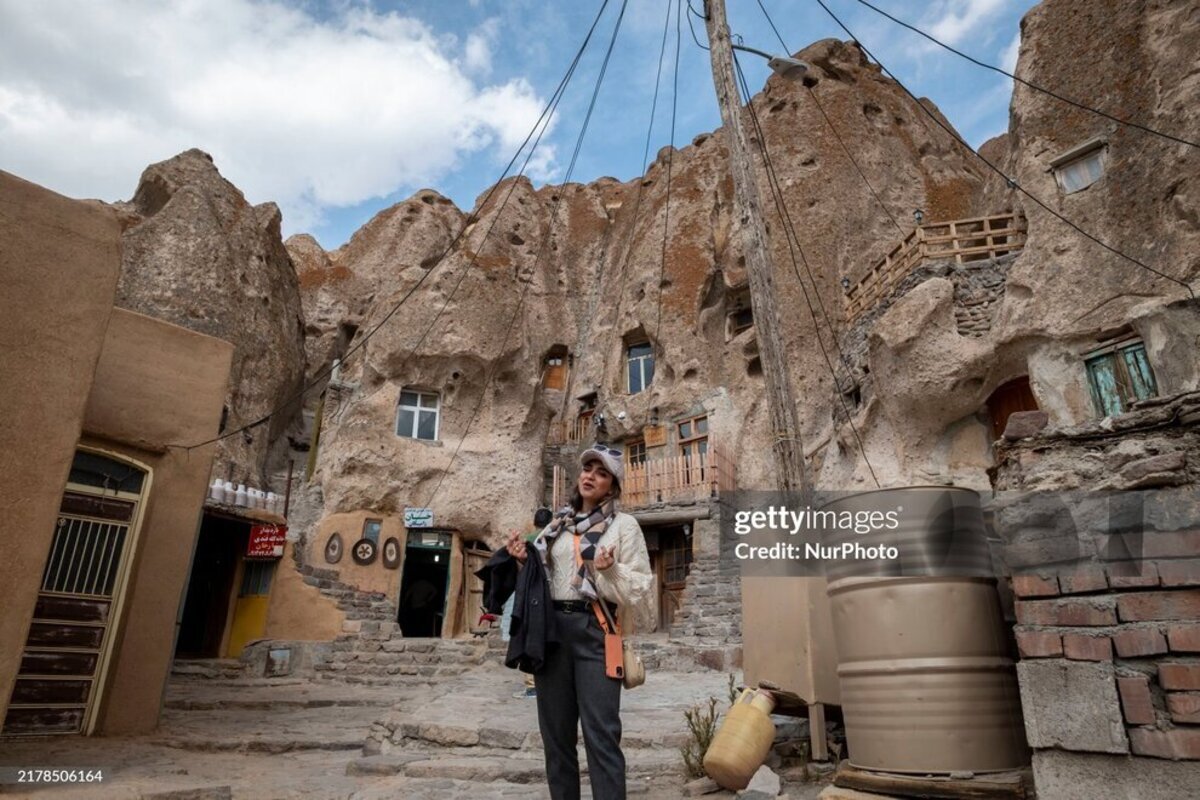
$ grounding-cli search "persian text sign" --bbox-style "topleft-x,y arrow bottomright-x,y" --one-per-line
248,523 -> 287,558
404,507 -> 434,528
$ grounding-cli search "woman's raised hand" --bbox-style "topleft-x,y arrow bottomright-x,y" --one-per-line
506,529 -> 528,564
594,544 -> 615,572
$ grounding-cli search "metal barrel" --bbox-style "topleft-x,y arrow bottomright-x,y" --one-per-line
822,487 -> 1029,773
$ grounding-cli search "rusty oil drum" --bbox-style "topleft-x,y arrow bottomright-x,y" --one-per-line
822,486 -> 1029,773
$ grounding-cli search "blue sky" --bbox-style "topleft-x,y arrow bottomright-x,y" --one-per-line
0,1 -> 1037,249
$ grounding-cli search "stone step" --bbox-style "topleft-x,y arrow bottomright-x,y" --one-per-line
347,748 -> 682,784
171,659 -> 249,680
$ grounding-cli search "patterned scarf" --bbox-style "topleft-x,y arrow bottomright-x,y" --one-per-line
533,496 -> 616,600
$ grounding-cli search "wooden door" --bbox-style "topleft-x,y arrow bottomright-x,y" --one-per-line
986,376 -> 1039,440
463,545 -> 492,633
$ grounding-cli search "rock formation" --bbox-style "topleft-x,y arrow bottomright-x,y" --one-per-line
114,149 -> 307,484
300,37 -> 992,541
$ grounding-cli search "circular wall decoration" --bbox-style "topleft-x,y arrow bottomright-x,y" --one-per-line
382,537 -> 401,569
324,532 -> 343,564
352,537 -> 378,566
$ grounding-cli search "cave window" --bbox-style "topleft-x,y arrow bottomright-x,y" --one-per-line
396,390 -> 440,441
627,342 -> 654,395
1085,338 -> 1158,417
543,346 -> 570,391
678,415 -> 708,483
726,288 -> 754,338
627,439 -> 647,466
362,519 -> 382,545
1051,138 -> 1107,194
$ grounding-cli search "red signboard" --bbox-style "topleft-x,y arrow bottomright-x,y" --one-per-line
247,524 -> 287,559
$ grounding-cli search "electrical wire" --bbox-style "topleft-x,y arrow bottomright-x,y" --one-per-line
423,0 -> 630,509
685,0 -> 709,50
847,0 -> 1200,151
653,0 -> 684,353
814,0 -> 1196,301
596,0 -> 675,389
166,0 -> 617,453
755,0 -> 904,238
342,16 -> 594,416
734,52 -> 881,487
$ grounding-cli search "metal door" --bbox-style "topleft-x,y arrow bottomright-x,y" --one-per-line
4,451 -> 146,736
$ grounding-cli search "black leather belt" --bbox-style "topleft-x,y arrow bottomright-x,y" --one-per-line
553,599 -> 617,615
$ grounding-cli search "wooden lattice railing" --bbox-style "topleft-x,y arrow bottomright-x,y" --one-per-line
549,441 -> 734,510
621,442 -> 736,509
844,212 -> 1026,322
547,415 -> 593,446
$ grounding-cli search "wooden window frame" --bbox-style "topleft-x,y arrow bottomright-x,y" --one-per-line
1084,337 -> 1158,417
677,414 -> 709,450
627,439 -> 647,466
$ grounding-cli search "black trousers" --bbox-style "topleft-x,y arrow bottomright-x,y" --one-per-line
535,606 -> 625,800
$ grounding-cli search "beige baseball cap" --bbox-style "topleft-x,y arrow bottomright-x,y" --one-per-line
579,443 -> 624,485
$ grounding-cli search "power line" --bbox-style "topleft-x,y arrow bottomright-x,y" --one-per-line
597,0 -> 675,388
341,13 -> 595,417
734,52 -> 880,487
847,0 -> 1200,151
685,0 -> 709,50
423,0 -> 630,509
653,0 -> 684,353
814,0 -> 1197,301
755,0 -> 904,238
167,0 -> 617,453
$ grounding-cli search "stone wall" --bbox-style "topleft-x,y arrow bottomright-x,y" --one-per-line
992,392 -> 1200,794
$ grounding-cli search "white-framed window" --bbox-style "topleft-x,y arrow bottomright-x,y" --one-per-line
627,342 -> 654,394
1051,138 -> 1107,194
396,390 -> 440,441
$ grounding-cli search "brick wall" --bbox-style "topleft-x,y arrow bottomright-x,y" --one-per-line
993,392 -> 1200,788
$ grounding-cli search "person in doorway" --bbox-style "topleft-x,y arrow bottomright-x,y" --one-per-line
506,445 -> 653,800
502,506 -> 555,698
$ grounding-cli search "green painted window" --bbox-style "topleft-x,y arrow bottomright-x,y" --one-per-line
1086,340 -> 1158,417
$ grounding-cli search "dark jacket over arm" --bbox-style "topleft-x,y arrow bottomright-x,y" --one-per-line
474,548 -> 558,673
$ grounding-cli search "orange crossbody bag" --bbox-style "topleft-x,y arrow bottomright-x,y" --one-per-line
574,534 -> 645,688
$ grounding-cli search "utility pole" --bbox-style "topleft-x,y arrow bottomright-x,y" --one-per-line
704,0 -> 831,763
703,0 -> 810,499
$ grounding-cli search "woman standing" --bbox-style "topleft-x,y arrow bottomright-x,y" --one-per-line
507,444 -> 653,800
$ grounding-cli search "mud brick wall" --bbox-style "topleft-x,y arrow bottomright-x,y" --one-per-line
991,392 -> 1200,795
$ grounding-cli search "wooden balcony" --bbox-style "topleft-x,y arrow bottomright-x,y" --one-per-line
551,442 -> 736,510
546,413 -> 594,446
844,212 -> 1026,323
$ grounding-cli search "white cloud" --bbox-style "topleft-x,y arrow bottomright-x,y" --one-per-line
924,0 -> 1007,46
0,0 -> 551,234
1000,31 -> 1021,74
464,18 -> 500,75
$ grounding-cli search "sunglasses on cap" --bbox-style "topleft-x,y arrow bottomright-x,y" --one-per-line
590,444 -> 623,458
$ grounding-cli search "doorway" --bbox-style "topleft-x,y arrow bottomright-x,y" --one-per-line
986,376 -> 1039,441
176,514 -> 246,658
3,449 -> 147,736
397,530 -> 451,637
645,524 -> 693,631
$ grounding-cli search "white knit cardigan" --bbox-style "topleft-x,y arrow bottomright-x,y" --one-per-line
543,510 -> 656,630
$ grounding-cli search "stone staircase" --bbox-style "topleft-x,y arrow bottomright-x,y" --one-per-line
296,564 -> 396,622
314,622 -> 494,684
